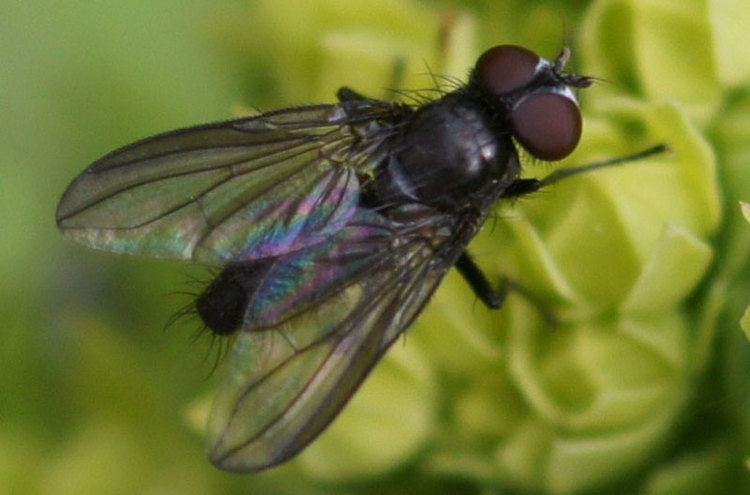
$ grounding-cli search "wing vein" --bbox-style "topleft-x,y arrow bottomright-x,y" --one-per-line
90,134 -> 320,172
217,270 -> 406,461
60,134 -> 346,224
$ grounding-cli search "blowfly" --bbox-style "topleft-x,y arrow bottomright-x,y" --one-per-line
56,45 -> 665,472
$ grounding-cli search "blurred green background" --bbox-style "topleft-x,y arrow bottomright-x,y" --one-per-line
3,0 -> 750,494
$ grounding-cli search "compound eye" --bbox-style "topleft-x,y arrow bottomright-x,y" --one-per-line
475,45 -> 540,95
511,92 -> 582,161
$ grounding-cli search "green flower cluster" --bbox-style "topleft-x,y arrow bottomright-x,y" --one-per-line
223,0 -> 750,493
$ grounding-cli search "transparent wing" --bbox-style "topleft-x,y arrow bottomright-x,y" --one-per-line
56,103 -> 396,262
206,206 -> 457,472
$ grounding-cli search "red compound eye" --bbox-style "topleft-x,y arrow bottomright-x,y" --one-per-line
511,92 -> 582,161
474,45 -> 540,96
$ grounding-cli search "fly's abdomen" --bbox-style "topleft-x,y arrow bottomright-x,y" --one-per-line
196,263 -> 270,335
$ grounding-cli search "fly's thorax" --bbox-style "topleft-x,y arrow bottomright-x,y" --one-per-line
372,96 -> 516,210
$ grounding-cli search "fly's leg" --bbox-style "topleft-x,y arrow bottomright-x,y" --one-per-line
455,251 -> 555,324
455,251 -> 502,309
336,87 -> 369,102
338,57 -> 406,102
456,144 -> 667,320
502,144 -> 668,199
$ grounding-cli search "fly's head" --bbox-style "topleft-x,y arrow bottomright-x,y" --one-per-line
470,45 -> 592,162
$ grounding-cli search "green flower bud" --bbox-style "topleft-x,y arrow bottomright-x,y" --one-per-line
206,0 -> 746,492
297,342 -> 436,481
741,202 -> 750,339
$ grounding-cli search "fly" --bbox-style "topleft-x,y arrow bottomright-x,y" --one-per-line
56,44 -> 665,472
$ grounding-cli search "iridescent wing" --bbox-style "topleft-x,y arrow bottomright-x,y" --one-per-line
56,102 -> 397,262
206,206 -> 458,472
